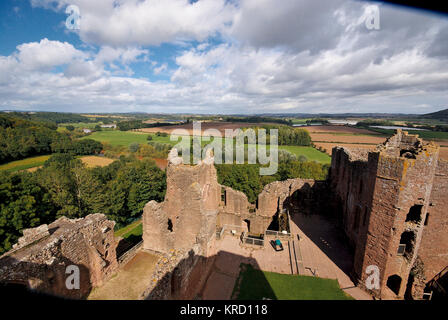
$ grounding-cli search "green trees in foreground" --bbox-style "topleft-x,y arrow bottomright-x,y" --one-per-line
0,154 -> 166,254
216,160 -> 329,203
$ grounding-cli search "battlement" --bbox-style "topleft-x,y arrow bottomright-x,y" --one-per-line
376,129 -> 439,159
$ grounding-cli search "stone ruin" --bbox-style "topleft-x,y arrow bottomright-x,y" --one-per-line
0,130 -> 446,300
142,130 -> 448,300
331,130 -> 447,299
0,214 -> 118,299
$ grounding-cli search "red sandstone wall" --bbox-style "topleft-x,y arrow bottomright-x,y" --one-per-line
330,133 -> 441,299
356,136 -> 438,298
0,214 -> 118,299
330,147 -> 373,248
143,154 -> 220,256
419,159 -> 448,282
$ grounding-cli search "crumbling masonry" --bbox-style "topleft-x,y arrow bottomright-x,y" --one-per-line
0,130 -> 446,300
0,214 -> 118,299
331,130 -> 447,299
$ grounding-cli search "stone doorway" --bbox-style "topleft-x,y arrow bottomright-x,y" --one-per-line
243,219 -> 250,233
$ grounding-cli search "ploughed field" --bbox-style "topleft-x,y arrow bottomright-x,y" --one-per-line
80,156 -> 115,168
304,125 -> 448,160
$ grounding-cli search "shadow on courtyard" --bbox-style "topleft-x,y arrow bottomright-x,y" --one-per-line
144,249 -> 276,300
283,182 -> 355,277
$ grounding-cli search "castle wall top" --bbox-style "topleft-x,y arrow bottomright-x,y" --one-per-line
332,130 -> 440,166
375,129 -> 439,159
1,213 -> 114,260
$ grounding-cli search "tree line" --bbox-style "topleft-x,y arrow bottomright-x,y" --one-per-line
225,116 -> 292,125
238,125 -> 312,146
3,111 -> 96,124
0,114 -> 102,163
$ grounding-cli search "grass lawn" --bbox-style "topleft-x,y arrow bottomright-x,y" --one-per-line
0,155 -> 51,172
233,264 -> 353,300
114,219 -> 142,238
115,220 -> 143,247
123,223 -> 143,239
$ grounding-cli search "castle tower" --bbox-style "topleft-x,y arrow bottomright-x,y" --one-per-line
331,130 -> 440,299
142,149 -> 220,257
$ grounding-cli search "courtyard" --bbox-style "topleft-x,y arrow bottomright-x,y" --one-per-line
200,212 -> 372,300
88,251 -> 159,300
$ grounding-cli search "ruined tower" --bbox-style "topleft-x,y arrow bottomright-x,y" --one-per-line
142,148 -> 220,257
331,130 -> 444,299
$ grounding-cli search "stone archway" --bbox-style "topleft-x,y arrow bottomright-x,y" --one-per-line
243,219 -> 251,233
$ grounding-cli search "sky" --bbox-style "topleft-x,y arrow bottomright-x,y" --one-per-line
0,0 -> 447,114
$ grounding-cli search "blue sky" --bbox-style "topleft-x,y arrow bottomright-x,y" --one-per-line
0,0 -> 447,114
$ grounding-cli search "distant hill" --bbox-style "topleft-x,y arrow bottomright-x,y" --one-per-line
422,109 -> 448,122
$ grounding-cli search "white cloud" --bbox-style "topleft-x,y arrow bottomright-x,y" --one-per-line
32,0 -> 236,46
94,46 -> 148,65
1,0 -> 448,113
16,38 -> 87,71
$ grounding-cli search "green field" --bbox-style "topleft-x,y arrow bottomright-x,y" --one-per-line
82,130 -> 196,146
279,146 -> 331,164
290,119 -> 312,124
84,131 -> 330,163
81,131 -> 152,146
233,264 -> 353,300
0,155 -> 51,172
